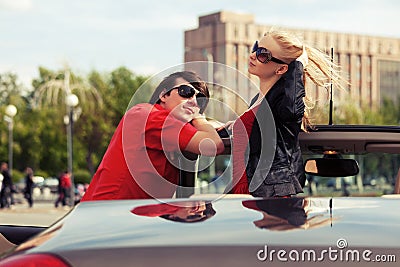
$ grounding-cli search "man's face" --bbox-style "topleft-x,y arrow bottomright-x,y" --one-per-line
160,77 -> 202,122
1,163 -> 7,171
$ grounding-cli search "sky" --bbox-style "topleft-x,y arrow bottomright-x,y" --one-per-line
1,0 -> 400,89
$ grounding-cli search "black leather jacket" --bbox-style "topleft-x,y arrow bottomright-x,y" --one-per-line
246,61 -> 306,196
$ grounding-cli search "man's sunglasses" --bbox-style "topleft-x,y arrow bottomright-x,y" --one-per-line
168,84 -> 208,110
252,41 -> 287,65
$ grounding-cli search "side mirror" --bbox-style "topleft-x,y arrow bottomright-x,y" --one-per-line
305,158 -> 359,177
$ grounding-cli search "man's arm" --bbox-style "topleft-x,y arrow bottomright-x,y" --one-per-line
184,117 -> 225,156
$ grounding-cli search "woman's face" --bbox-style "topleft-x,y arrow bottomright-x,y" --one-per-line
248,35 -> 284,79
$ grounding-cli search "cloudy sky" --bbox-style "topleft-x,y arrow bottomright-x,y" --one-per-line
1,0 -> 400,88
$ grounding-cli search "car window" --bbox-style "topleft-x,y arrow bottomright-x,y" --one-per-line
303,152 -> 399,197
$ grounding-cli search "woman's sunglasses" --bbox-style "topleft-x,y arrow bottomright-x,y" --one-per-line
252,41 -> 287,65
168,84 -> 208,110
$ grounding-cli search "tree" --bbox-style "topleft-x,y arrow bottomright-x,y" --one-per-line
381,96 -> 400,125
0,72 -> 25,175
33,66 -> 102,109
0,67 -> 150,179
83,67 -> 148,174
0,72 -> 23,106
106,67 -> 148,124
31,66 -> 102,174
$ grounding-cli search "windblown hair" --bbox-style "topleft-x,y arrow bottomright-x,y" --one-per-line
265,30 -> 349,130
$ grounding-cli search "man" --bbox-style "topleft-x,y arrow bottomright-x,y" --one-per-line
81,71 -> 224,201
24,167 -> 34,208
55,171 -> 72,207
0,162 -> 13,209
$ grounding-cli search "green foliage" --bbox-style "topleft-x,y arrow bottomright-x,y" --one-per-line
73,169 -> 92,184
0,66 -> 149,179
310,96 -> 400,126
381,96 -> 400,125
34,169 -> 50,178
0,72 -> 23,105
11,169 -> 24,183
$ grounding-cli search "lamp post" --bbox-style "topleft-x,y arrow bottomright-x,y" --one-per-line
184,48 -> 218,188
4,105 -> 17,175
64,93 -> 79,206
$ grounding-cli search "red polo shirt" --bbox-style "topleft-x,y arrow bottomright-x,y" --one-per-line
81,103 -> 197,201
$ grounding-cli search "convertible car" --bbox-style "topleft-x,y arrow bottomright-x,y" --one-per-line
0,125 -> 399,266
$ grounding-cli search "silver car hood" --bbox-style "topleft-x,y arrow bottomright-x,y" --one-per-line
27,196 -> 400,252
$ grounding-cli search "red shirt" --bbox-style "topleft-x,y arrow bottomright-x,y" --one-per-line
81,104 -> 197,201
131,203 -> 182,217
60,174 -> 72,189
231,105 -> 259,194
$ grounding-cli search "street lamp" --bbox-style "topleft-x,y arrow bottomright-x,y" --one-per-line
65,93 -> 79,206
4,105 -> 17,175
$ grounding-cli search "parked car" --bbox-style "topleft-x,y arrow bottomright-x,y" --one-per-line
42,177 -> 59,194
14,176 -> 44,194
0,125 -> 399,266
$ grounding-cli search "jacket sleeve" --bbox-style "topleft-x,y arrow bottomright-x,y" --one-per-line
276,61 -> 305,123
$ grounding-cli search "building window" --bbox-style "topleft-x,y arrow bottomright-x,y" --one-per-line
233,44 -> 238,69
378,60 -> 400,105
346,54 -> 351,90
335,53 -> 340,64
356,55 -> 362,103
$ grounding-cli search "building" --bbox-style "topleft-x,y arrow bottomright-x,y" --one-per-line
184,11 -> 400,118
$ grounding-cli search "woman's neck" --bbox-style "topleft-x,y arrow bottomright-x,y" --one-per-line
259,75 -> 280,95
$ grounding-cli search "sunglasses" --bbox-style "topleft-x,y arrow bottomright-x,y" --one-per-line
168,84 -> 208,110
252,41 -> 287,65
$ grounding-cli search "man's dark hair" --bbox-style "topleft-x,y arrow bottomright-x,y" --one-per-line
148,71 -> 209,113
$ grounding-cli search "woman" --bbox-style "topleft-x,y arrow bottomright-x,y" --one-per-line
226,30 -> 347,197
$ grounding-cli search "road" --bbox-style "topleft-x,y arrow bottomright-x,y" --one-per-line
0,200 -> 70,227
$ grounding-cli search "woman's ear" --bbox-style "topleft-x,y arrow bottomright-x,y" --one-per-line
276,65 -> 288,75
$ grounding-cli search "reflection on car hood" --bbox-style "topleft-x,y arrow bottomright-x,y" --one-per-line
28,197 -> 400,253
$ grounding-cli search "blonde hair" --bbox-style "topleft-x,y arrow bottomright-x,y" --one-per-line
265,30 -> 349,130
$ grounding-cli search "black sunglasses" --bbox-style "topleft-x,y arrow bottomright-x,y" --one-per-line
252,41 -> 287,65
168,84 -> 208,109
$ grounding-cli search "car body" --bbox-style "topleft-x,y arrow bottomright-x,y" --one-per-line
0,125 -> 399,266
